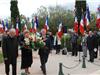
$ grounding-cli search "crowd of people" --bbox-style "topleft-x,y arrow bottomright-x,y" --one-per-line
0,26 -> 100,75
70,31 -> 100,63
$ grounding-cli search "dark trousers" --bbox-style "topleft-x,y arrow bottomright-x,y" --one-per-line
39,54 -> 49,75
0,41 -> 1,47
89,50 -> 94,62
4,60 -> 17,75
72,43 -> 78,56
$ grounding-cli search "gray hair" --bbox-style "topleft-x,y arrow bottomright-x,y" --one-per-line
9,28 -> 16,32
9,28 -> 16,37
9,28 -> 16,33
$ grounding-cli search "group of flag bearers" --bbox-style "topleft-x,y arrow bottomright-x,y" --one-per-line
73,4 -> 100,63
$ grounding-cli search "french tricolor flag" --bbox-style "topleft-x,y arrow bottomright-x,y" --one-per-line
57,23 -> 63,39
84,4 -> 90,31
96,6 -> 100,29
16,23 -> 19,36
96,14 -> 100,29
23,24 -> 27,31
74,17 -> 78,33
80,17 -> 84,35
33,17 -> 38,33
44,16 -> 49,32
5,20 -> 9,31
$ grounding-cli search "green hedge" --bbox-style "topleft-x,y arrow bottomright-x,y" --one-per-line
0,52 -> 3,63
61,34 -> 72,52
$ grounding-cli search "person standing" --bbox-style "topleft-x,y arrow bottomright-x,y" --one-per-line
87,31 -> 95,62
54,33 -> 61,54
38,29 -> 51,75
48,32 -> 54,52
93,31 -> 99,58
19,30 -> 33,74
71,32 -> 78,56
82,33 -> 88,57
2,28 -> 18,75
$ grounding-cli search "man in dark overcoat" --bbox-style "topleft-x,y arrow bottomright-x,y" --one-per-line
2,28 -> 18,75
87,31 -> 95,62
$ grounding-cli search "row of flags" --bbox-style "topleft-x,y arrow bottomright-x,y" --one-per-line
0,20 -> 9,33
16,16 -> 49,36
74,4 -> 91,35
96,5 -> 100,29
74,4 -> 100,35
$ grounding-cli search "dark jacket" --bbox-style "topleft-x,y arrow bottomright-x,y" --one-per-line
38,35 -> 51,56
2,35 -> 18,64
71,34 -> 78,44
93,34 -> 99,48
87,35 -> 94,50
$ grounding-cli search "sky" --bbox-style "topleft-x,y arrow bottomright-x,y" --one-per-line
0,0 -> 100,19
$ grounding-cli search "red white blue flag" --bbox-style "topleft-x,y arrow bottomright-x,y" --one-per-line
74,17 -> 78,33
44,16 -> 49,32
80,17 -> 84,35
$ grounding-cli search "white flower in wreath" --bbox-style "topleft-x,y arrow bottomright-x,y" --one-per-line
94,48 -> 97,52
24,38 -> 30,45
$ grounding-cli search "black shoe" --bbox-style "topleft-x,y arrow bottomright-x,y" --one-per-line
42,65 -> 46,75
88,60 -> 94,63
40,66 -> 43,71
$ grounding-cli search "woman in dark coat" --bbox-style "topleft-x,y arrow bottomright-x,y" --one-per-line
19,30 -> 33,74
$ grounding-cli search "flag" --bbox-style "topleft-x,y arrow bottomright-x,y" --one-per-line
5,20 -> 9,31
23,24 -> 27,31
44,16 -> 49,32
74,17 -> 78,33
2,20 -> 5,29
0,23 -> 3,32
57,23 -> 63,39
30,19 -> 34,32
96,6 -> 100,29
29,23 -> 33,32
16,23 -> 19,36
33,17 -> 38,33
84,4 -> 90,30
35,16 -> 38,28
33,21 -> 37,33
80,17 -> 84,35
96,14 -> 100,29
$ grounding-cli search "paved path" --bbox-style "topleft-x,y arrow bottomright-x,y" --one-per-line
0,51 -> 100,75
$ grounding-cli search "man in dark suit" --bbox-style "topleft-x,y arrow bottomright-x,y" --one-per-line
71,33 -> 78,56
87,31 -> 95,62
93,31 -> 99,58
2,28 -> 18,75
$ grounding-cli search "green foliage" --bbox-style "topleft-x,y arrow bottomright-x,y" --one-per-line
33,6 -> 74,35
90,13 -> 98,31
77,36 -> 82,45
61,34 -> 72,51
0,52 -> 3,63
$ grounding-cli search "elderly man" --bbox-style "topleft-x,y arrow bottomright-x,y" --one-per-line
87,31 -> 95,62
2,28 -> 18,75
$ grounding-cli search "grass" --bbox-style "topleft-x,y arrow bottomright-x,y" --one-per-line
0,52 -> 3,63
